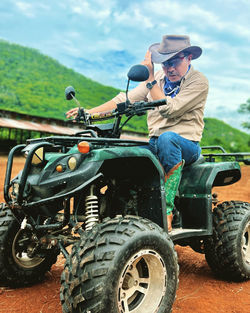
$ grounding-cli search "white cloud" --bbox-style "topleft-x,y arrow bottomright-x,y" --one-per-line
14,1 -> 50,17
96,37 -> 124,52
205,86 -> 249,132
112,6 -> 154,29
232,24 -> 250,39
15,1 -> 35,18
113,11 -> 130,23
133,8 -> 154,29
69,0 -> 90,14
133,0 -> 250,42
143,1 -> 221,26
69,0 -> 111,20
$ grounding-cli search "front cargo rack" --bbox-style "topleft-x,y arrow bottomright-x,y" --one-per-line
26,135 -> 148,148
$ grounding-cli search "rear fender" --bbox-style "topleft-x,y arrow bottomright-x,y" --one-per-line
178,161 -> 241,230
180,161 -> 241,195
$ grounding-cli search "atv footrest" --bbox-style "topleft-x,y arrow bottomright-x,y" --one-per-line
169,228 -> 210,242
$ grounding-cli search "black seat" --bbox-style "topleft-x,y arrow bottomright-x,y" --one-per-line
184,155 -> 205,168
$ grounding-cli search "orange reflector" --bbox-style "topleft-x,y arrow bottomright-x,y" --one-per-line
78,141 -> 91,154
56,164 -> 64,173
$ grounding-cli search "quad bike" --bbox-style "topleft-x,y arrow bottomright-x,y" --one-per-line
0,64 -> 249,313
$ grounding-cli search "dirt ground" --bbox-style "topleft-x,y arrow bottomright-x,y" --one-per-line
0,155 -> 249,313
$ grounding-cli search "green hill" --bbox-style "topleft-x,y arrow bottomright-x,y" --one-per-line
0,39 -> 119,118
201,118 -> 249,152
0,40 -> 249,152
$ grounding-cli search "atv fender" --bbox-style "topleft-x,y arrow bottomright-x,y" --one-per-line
93,146 -> 167,230
178,160 -> 241,231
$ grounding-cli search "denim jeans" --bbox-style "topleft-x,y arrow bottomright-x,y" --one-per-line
146,131 -> 201,174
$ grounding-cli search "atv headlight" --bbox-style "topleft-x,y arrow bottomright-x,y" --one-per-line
68,157 -> 77,170
31,147 -> 44,164
22,145 -> 44,165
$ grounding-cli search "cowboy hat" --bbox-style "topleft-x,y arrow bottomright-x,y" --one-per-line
149,35 -> 202,64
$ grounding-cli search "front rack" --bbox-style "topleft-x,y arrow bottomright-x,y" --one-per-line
27,135 -> 148,148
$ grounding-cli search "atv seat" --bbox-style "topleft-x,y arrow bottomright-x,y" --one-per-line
184,155 -> 205,168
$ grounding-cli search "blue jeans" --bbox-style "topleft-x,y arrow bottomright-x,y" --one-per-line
146,131 -> 201,174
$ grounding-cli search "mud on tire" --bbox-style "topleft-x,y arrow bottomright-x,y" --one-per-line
60,215 -> 179,313
204,201 -> 250,281
0,203 -> 60,287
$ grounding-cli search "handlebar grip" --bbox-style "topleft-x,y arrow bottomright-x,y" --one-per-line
148,99 -> 167,107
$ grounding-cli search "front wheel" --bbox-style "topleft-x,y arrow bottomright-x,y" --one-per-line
0,203 -> 60,287
60,216 -> 179,313
204,201 -> 250,281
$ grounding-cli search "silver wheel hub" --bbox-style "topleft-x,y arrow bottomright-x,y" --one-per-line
12,229 -> 44,268
242,220 -> 250,265
117,249 -> 166,313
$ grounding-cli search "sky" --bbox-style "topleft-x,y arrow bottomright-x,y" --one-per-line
0,0 -> 249,132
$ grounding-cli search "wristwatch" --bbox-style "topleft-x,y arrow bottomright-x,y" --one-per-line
146,80 -> 157,89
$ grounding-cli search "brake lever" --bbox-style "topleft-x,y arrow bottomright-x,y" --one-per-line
74,108 -> 91,124
126,101 -> 155,117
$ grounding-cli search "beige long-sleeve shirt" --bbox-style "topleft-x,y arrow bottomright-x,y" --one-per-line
112,65 -> 209,141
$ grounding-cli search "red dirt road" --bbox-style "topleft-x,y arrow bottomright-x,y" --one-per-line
0,156 -> 249,313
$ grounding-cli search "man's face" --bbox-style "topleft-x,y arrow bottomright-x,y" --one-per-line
162,53 -> 192,82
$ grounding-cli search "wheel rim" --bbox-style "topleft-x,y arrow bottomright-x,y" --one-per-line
12,229 -> 44,268
242,220 -> 250,266
117,249 -> 166,313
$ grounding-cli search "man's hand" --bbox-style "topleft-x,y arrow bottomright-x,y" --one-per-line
141,50 -> 154,81
141,50 -> 165,100
66,107 -> 80,119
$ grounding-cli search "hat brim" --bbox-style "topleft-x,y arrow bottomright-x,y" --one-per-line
149,43 -> 202,64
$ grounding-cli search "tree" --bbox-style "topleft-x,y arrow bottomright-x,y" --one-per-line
238,99 -> 250,130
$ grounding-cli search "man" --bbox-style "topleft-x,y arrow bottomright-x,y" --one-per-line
66,35 -> 209,231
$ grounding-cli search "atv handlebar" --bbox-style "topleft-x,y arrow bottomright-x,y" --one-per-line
76,98 -> 167,123
123,99 -> 167,116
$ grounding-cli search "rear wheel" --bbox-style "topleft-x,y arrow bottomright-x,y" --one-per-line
204,201 -> 250,281
60,215 -> 179,313
0,203 -> 60,287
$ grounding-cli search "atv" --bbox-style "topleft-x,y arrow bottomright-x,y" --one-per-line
0,64 -> 249,313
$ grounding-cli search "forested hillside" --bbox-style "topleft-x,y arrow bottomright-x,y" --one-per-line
201,118 -> 249,152
0,40 -> 249,152
0,40 -> 119,118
